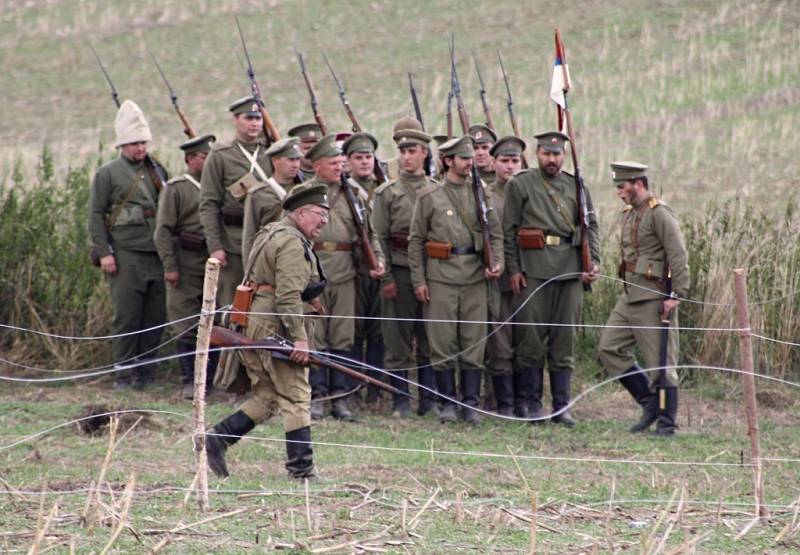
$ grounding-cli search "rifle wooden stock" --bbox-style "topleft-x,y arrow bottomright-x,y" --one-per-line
175,105 -> 196,138
209,326 -> 410,398
296,49 -> 329,136
446,92 -> 454,140
341,178 -> 379,272
471,166 -> 496,271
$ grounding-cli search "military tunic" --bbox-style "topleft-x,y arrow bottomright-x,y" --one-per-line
597,196 -> 689,387
486,177 -> 513,375
88,155 -> 167,368
407,179 -> 504,371
238,217 -> 323,432
240,178 -> 294,262
199,139 -> 271,307
503,167 -> 600,372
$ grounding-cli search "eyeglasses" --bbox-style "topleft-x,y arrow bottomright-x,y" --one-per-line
306,208 -> 329,221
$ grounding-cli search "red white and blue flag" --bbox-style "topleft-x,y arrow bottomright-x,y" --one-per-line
551,30 -> 571,133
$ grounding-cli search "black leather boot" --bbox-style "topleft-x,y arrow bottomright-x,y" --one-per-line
416,364 -> 438,416
493,374 -> 514,417
513,371 -> 530,418
549,371 -> 576,427
652,388 -> 679,437
460,368 -> 482,425
390,370 -> 410,417
329,351 -> 354,421
177,343 -> 196,399
285,426 -> 315,479
133,357 -> 157,390
206,410 -> 255,478
309,366 -> 328,420
365,342 -> 385,404
436,369 -> 457,423
618,365 -> 659,433
528,368 -> 547,423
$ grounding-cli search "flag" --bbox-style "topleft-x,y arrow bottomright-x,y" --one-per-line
551,30 -> 571,133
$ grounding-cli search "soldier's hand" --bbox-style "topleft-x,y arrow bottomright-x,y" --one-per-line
164,271 -> 180,287
290,340 -> 311,365
210,249 -> 228,267
381,281 -> 398,300
414,284 -> 430,304
369,262 -> 386,279
661,298 -> 680,321
100,254 -> 117,275
510,272 -> 527,295
484,265 -> 502,280
581,263 -> 600,284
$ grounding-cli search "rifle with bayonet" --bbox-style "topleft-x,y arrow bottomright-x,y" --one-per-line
340,174 -> 380,273
497,48 -> 528,169
320,49 -> 388,184
235,17 -> 280,146
554,29 -> 593,292
471,49 -> 496,132
407,72 -> 436,177
446,90 -> 454,140
449,35 -> 496,273
210,326 -> 410,398
88,44 -> 168,191
658,267 -> 673,417
149,50 -> 196,138
294,47 -> 329,135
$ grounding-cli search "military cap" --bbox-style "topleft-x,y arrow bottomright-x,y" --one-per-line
342,132 -> 378,155
438,135 -> 474,158
534,130 -> 570,153
179,133 -> 216,155
610,161 -> 648,182
394,129 -> 432,148
229,96 -> 262,116
469,124 -> 497,144
432,134 -> 450,146
306,133 -> 342,162
392,116 -> 423,134
490,135 -> 526,158
288,122 -> 323,142
282,182 -> 330,211
266,137 -> 303,159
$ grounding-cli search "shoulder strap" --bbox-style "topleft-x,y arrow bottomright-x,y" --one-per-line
105,174 -> 141,231
540,178 -> 577,234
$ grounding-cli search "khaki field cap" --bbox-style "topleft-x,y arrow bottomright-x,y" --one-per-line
288,122 -> 323,142
490,136 -> 526,158
283,182 -> 330,211
266,137 -> 303,159
392,115 -> 423,134
306,134 -> 342,162
534,130 -> 570,153
438,136 -> 474,158
432,134 -> 449,147
229,96 -> 262,116
342,132 -> 378,155
610,161 -> 648,183
394,129 -> 432,148
114,100 -> 152,147
468,124 -> 497,144
180,134 -> 216,154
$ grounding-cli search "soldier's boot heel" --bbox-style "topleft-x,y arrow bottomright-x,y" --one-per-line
549,370 -> 576,427
492,374 -> 514,417
460,368 -> 482,425
527,368 -> 548,424
285,426 -> 315,479
416,364 -> 439,416
436,369 -> 458,423
206,410 -> 255,478
652,388 -> 679,437
619,365 -> 659,433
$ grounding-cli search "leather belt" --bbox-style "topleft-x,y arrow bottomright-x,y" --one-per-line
451,246 -> 478,255
314,241 -> 353,252
390,232 -> 409,250
545,235 -> 571,246
255,284 -> 276,293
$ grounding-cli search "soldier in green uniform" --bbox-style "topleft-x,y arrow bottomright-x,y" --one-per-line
241,137 -> 304,262
306,135 -> 385,420
503,131 -> 600,426
408,136 -> 504,424
88,100 -> 168,390
598,162 -> 688,436
199,96 -> 272,309
469,124 -> 497,184
373,122 -> 438,417
486,136 -> 525,416
385,116 -> 423,181
342,132 -> 386,405
205,182 -> 330,479
153,134 -> 218,399
288,122 -> 322,182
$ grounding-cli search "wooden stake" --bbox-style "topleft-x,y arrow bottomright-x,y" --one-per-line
193,257 -> 221,513
733,269 -> 769,519
528,493 -> 537,555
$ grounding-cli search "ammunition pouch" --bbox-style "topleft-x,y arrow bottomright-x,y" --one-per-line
221,206 -> 244,226
230,284 -> 255,328
517,228 -> 545,250
301,279 -> 327,302
177,231 -> 206,252
425,240 -> 452,260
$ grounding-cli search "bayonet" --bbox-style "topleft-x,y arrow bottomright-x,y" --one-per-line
321,49 -> 360,133
149,49 -> 196,138
294,47 -> 328,135
497,48 -> 528,168
472,49 -> 495,131
89,43 -> 120,108
235,16 -> 280,144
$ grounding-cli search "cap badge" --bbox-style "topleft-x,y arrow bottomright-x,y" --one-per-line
612,171 -> 617,178
551,137 -> 558,144
251,103 -> 258,112
446,209 -> 454,216
476,132 -> 483,139
309,131 -> 316,137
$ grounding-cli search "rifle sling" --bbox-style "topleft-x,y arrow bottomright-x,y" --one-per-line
540,178 -> 577,234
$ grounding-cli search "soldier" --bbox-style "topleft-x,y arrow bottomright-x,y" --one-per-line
598,162 -> 688,436
408,136 -> 503,424
153,134 -> 219,399
486,136 -> 525,416
342,132 -> 385,405
288,122 -> 322,181
373,121 -> 438,417
205,182 -> 329,480
468,124 -> 497,184
503,131 -> 600,426
199,96 -> 271,309
385,116 -> 423,181
241,137 -> 304,262
88,100 -> 168,390
306,135 -> 385,421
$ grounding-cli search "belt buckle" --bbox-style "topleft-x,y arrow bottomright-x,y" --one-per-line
322,241 -> 338,252
545,235 -> 561,246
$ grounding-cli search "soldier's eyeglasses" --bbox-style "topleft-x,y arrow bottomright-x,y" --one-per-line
307,208 -> 329,221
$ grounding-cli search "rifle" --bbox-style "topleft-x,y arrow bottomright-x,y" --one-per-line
341,175 -> 380,273
446,90 -> 454,140
320,49 -> 388,184
294,47 -> 329,136
235,17 -> 280,145
658,268 -> 673,415
497,49 -> 528,169
88,44 -> 167,191
209,326 -> 410,398
449,34 -> 496,272
471,49 -> 496,132
149,50 -> 196,138
407,72 -> 436,177
554,29 -> 593,292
